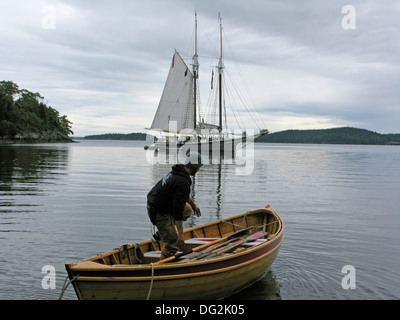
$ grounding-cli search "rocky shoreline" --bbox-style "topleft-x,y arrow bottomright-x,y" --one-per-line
1,130 -> 74,144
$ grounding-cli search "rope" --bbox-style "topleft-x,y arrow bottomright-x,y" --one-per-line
58,274 -> 80,300
146,263 -> 155,300
133,243 -> 142,264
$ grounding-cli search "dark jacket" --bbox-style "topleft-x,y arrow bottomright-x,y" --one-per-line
147,164 -> 192,221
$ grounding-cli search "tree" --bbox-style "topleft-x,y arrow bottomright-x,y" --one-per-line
58,115 -> 74,136
0,81 -> 19,100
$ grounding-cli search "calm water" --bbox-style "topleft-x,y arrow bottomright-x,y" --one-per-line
0,140 -> 399,300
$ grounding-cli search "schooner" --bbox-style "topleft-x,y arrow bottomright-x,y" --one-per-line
144,13 -> 268,157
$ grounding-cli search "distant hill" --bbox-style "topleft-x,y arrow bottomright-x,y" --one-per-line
84,132 -> 148,140
257,127 -> 400,145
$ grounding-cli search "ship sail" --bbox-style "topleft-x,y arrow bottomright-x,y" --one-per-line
149,51 -> 194,133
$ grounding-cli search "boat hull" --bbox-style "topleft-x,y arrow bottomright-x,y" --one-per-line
144,136 -> 244,156
66,206 -> 284,300
143,130 -> 268,155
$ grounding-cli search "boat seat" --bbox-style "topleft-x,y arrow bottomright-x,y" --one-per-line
143,251 -> 163,258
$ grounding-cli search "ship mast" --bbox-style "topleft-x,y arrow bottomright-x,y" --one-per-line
193,11 -> 199,130
218,13 -> 224,132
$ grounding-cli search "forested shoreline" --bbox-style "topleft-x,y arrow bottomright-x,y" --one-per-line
257,127 -> 400,145
0,81 -> 73,143
83,133 -> 147,140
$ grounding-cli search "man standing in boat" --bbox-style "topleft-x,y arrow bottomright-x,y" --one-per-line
147,152 -> 202,260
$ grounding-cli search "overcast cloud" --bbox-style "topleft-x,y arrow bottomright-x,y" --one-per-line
1,0 -> 399,136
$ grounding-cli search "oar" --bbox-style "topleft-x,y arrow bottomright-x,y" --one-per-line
197,231 -> 268,261
195,236 -> 242,254
199,231 -> 267,260
187,236 -> 243,260
154,227 -> 252,265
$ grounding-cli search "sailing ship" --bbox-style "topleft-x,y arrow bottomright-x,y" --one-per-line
144,13 -> 268,157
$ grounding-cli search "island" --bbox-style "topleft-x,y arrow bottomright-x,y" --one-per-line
84,127 -> 400,146
256,127 -> 400,145
83,132 -> 148,140
0,81 -> 73,143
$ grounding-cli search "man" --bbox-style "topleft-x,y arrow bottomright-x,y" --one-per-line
147,152 -> 202,260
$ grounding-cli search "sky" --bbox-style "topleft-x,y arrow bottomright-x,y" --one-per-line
1,0 -> 399,136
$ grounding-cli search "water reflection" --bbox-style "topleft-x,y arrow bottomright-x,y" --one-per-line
0,145 -> 69,212
226,269 -> 282,300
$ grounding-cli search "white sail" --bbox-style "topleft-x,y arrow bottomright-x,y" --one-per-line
150,51 -> 194,133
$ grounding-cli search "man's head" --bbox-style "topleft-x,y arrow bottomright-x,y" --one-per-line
184,151 -> 203,176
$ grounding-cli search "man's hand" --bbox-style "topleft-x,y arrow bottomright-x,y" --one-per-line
176,231 -> 185,247
188,196 -> 201,217
192,204 -> 201,217
175,220 -> 185,247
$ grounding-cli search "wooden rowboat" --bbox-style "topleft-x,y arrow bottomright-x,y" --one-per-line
65,205 -> 284,300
